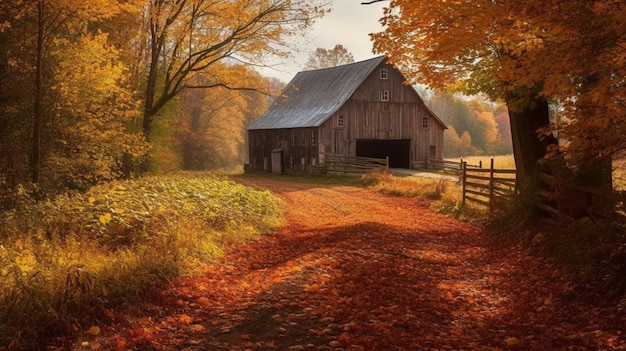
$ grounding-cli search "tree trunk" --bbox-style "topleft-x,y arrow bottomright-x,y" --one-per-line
506,92 -> 551,190
32,0 -> 44,184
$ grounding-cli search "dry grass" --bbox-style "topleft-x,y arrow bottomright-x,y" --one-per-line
362,171 -> 487,220
446,154 -> 516,170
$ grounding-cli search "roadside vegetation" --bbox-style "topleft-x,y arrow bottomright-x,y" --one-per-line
0,173 -> 283,349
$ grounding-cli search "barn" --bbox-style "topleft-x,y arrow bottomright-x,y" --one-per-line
247,56 -> 446,174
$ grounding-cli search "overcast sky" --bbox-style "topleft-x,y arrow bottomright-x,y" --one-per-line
258,0 -> 388,82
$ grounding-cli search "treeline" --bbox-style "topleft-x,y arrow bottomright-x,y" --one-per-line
424,91 -> 512,158
0,0 -> 320,208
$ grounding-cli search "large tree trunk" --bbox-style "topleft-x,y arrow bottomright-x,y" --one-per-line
506,92 -> 551,190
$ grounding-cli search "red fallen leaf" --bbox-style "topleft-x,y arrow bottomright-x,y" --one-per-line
338,332 -> 352,343
240,333 -> 250,340
115,338 -> 127,351
127,327 -> 144,342
179,314 -> 193,325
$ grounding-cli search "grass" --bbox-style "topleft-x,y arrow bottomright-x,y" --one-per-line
0,173 -> 283,349
446,154 -> 517,169
362,170 -> 488,221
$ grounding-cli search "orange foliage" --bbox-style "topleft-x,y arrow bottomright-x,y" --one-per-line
372,0 -> 626,160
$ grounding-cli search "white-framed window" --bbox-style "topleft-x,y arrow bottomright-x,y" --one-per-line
380,90 -> 389,101
422,117 -> 429,129
337,115 -> 345,127
380,68 -> 388,80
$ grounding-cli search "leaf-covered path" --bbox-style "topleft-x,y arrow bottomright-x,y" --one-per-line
81,178 -> 625,350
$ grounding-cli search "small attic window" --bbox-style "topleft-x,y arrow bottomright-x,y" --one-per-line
380,90 -> 389,102
380,68 -> 388,80
422,117 -> 430,129
337,115 -> 345,127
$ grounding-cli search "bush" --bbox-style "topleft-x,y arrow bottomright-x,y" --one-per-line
0,173 -> 283,349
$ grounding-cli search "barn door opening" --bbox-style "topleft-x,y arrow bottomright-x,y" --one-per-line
356,139 -> 411,169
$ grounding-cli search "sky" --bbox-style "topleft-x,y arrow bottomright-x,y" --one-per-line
258,0 -> 388,82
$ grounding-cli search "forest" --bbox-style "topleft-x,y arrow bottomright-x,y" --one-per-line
0,0 -> 320,203
1,0 -> 626,349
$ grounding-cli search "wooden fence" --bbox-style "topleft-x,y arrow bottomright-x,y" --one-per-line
462,159 -> 517,210
422,158 -> 482,176
321,155 -> 389,174
537,172 -> 626,224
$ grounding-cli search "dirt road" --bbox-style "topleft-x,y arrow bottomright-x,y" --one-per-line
79,178 -> 625,350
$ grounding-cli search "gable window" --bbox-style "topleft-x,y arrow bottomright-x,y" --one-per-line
380,68 -> 388,80
380,90 -> 389,101
422,117 -> 429,129
337,115 -> 345,127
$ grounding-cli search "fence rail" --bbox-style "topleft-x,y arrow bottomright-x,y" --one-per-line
321,155 -> 389,174
422,158 -> 482,176
462,159 -> 517,210
537,172 -> 626,224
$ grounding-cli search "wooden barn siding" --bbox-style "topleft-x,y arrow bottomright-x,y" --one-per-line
318,62 -> 445,165
248,128 -> 319,172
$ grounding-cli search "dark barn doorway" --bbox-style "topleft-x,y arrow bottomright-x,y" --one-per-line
356,139 -> 411,169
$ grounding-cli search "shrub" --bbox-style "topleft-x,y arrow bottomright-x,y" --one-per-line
0,173 -> 283,349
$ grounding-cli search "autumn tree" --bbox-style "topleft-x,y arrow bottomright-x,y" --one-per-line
427,92 -> 505,156
371,0 -> 625,189
304,44 -> 355,70
0,0 -> 148,193
140,0 -> 326,139
173,64 -> 272,170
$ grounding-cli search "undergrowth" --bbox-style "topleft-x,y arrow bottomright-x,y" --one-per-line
490,187 -> 626,298
0,173 -> 283,350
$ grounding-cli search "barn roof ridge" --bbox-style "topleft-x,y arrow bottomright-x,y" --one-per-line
247,56 -> 388,130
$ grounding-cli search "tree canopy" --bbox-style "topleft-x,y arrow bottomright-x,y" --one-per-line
371,0 -> 626,180
0,0 -> 327,202
141,0 -> 327,138
304,44 -> 355,70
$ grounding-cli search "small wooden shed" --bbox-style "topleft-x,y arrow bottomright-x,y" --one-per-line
247,56 -> 446,173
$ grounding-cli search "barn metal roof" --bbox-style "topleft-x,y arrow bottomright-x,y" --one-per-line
247,56 -> 387,130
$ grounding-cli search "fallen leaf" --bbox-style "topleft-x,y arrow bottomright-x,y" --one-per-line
179,314 -> 193,325
87,326 -> 100,336
505,337 -> 520,346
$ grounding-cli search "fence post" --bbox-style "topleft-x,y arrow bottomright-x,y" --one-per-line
462,161 -> 467,206
488,158 -> 495,211
385,156 -> 389,171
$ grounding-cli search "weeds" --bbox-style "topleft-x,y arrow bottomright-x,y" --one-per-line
0,173 -> 283,349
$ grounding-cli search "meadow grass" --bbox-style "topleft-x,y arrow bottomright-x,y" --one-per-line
446,154 -> 517,170
0,173 -> 283,349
